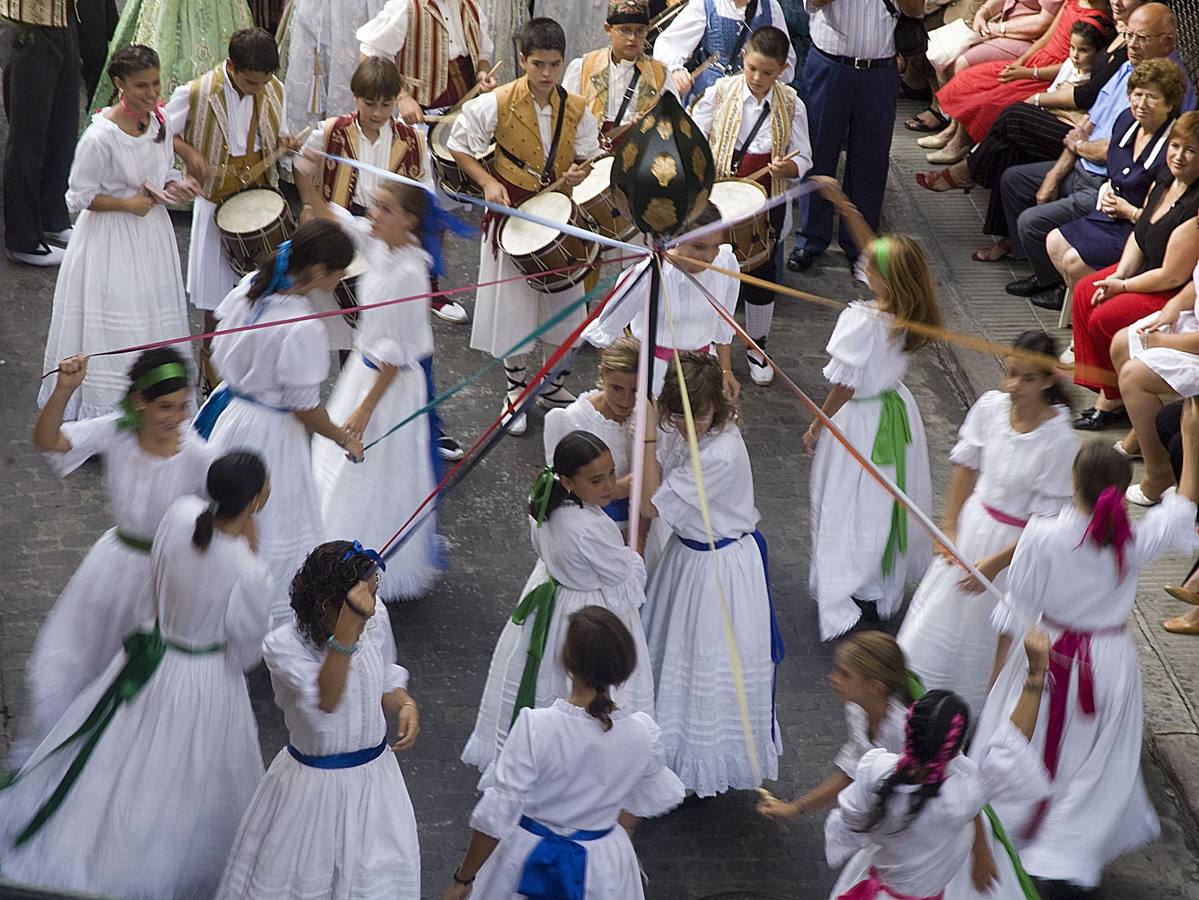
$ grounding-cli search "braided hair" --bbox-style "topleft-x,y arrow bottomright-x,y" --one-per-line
289,540 -> 377,646
560,606 -> 637,732
858,690 -> 970,833
107,45 -> 167,143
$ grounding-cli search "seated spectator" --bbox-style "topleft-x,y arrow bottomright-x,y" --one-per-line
1145,398 -> 1199,632
1046,58 -> 1181,295
1070,112 -> 1199,432
926,0 -> 1111,165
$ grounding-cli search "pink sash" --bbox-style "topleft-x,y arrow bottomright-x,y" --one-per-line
981,503 -> 1028,528
653,344 -> 712,361
838,868 -> 944,900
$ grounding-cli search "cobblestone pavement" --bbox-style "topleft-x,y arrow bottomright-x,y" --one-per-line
3,113 -> 1199,900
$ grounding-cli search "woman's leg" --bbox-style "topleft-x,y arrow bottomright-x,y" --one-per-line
1071,267 -> 1110,400
1088,291 -> 1173,405
1119,358 -> 1176,497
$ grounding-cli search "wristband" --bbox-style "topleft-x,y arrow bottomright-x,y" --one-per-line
327,634 -> 359,656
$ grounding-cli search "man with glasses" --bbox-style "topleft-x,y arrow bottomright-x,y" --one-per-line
998,2 -> 1191,308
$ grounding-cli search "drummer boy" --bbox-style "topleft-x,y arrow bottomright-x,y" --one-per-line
563,0 -> 671,150
447,17 -> 601,437
167,27 -> 301,391
691,24 -> 810,387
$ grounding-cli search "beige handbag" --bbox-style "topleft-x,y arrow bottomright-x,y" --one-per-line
926,18 -> 983,70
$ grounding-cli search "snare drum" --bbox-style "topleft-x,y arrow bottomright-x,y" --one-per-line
499,192 -> 600,294
429,114 -> 495,199
573,157 -> 637,242
215,187 -> 295,275
708,179 -> 773,271
332,252 -> 370,328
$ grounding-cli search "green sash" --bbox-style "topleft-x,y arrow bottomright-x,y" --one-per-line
867,389 -> 911,576
509,578 -> 558,727
114,528 -> 153,553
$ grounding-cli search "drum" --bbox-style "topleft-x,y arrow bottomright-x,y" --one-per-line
708,179 -> 773,271
429,114 -> 495,199
215,187 -> 295,276
332,252 -> 370,328
499,192 -> 600,294
573,157 -> 637,242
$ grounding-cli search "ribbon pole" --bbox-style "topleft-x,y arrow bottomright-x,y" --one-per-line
626,254 -> 659,550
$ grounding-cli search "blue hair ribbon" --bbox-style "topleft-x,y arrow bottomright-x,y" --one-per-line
342,540 -> 388,572
417,191 -> 475,280
264,240 -> 293,296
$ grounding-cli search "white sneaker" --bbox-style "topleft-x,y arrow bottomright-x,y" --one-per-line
502,389 -> 528,436
7,242 -> 65,266
851,256 -> 869,286
1059,343 -> 1074,365
431,300 -> 469,324
747,350 -> 774,385
45,227 -> 73,246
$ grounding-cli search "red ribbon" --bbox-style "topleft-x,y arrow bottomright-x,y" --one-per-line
838,868 -> 944,900
981,503 -> 1028,529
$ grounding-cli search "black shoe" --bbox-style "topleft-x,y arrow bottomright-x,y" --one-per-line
1029,284 -> 1066,311
437,434 -> 465,461
787,247 -> 818,272
1006,275 -> 1054,297
1073,406 -> 1128,430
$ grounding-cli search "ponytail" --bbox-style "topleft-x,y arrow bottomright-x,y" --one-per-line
586,686 -> 617,732
192,501 -> 218,550
561,606 -> 637,733
246,219 -> 354,303
193,452 -> 268,551
530,431 -> 611,523
1072,442 -> 1134,579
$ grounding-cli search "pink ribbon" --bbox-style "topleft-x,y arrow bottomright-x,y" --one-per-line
981,503 -> 1028,528
653,343 -> 712,361
838,868 -> 944,900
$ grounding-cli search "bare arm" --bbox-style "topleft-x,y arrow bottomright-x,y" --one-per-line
940,465 -> 979,535
1177,397 -> 1199,503
33,355 -> 87,452
293,405 -> 363,461
317,582 -> 375,713
1123,219 -> 1199,295
989,632 -> 1014,690
1009,630 -> 1050,741
444,831 -> 502,897
638,403 -> 663,519
1009,6 -> 1062,59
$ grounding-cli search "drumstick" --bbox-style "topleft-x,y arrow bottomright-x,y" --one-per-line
447,60 -> 505,115
233,125 -> 313,186
688,53 -> 721,85
647,1 -> 686,33
536,149 -> 612,199
740,145 -> 809,184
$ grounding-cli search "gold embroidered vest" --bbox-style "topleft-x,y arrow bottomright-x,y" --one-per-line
708,74 -> 797,198
577,49 -> 666,126
493,78 -> 585,196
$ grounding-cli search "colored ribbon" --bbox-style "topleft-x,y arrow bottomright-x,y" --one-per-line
261,239 -> 293,297
516,815 -> 613,900
341,540 -> 388,573
867,389 -> 912,576
601,496 -> 630,523
287,738 -> 388,769
509,577 -> 559,727
981,503 -> 1029,529
529,466 -> 556,527
114,361 -> 189,430
113,528 -> 153,553
837,867 -> 943,900
653,343 -> 711,361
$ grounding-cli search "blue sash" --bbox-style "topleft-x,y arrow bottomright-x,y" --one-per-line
287,738 -> 388,769
601,496 -> 630,523
516,815 -> 614,900
193,384 -> 290,439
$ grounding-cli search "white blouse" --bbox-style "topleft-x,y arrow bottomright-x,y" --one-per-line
823,302 -> 912,395
543,390 -> 633,479
152,495 -> 273,671
653,425 -> 760,542
949,391 -> 1077,521
213,277 -> 332,410
691,78 -> 812,175
48,413 -> 218,540
357,0 -> 495,64
66,113 -> 183,215
447,89 -> 602,163
470,699 -> 685,838
834,697 -> 908,777
653,0 -> 796,84
531,503 -> 646,594
263,610 -> 409,756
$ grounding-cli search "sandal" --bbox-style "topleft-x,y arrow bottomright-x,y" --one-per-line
971,240 -> 1011,262
916,169 -> 974,194
904,107 -> 949,132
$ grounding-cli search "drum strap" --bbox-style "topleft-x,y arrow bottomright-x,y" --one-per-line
613,67 -> 642,129
732,101 -> 771,171
542,86 -> 569,186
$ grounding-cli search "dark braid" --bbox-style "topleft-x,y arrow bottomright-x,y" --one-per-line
289,540 -> 377,646
858,690 -> 970,833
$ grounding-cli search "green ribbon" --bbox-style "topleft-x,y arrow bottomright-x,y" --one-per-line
115,362 -> 189,431
509,578 -> 559,727
905,671 -> 1041,900
866,389 -> 912,576
113,528 -> 153,553
529,466 -> 556,527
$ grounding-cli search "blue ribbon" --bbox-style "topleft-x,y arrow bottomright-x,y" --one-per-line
342,540 -> 388,572
192,384 -> 290,439
263,239 -> 293,297
601,496 -> 630,523
418,196 -> 476,281
516,816 -> 613,900
287,738 -> 387,769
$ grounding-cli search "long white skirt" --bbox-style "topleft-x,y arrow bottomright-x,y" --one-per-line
8,530 -> 154,769
809,383 -> 932,640
187,198 -> 240,312
313,354 -> 441,600
976,629 -> 1158,888
897,493 -> 1021,715
460,559 -> 656,772
210,396 -> 323,625
641,533 -> 781,796
38,205 -> 190,419
216,745 -> 420,900
472,820 -> 645,900
0,646 -> 263,899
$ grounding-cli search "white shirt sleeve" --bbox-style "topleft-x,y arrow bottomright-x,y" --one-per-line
469,707 -> 539,839
295,121 -> 330,180
583,259 -> 652,346
573,107 -> 602,159
446,92 -> 498,156
708,245 -> 740,345
46,412 -> 123,477
357,0 -> 410,59
64,125 -> 111,215
164,82 -> 191,137
691,84 -> 717,137
563,56 -> 585,96
654,0 -> 707,72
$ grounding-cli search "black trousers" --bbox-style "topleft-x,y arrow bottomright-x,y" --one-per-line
77,0 -> 118,101
3,21 -> 80,251
967,103 -> 1072,237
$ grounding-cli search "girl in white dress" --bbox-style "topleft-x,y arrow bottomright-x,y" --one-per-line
543,337 -> 639,528
974,418 -> 1199,892
462,430 -> 656,772
38,45 -> 196,421
898,331 -> 1078,714
217,540 -> 423,899
584,205 -> 742,398
639,352 -> 782,796
0,453 -> 273,899
197,219 -> 363,626
12,348 -> 212,770
444,606 -> 685,900
306,182 -> 444,601
805,222 -> 942,641
824,657 -> 1053,900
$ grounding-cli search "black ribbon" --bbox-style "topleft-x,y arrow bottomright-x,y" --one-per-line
612,65 -> 643,129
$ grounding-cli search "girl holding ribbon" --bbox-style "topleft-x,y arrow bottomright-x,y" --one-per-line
196,219 -> 362,626
973,407 -> 1199,893
898,332 -> 1078,715
0,452 -> 272,898
462,430 -> 655,773
218,540 -> 422,899
638,352 -> 783,797
12,348 -> 214,770
445,606 -> 684,900
805,180 -> 942,641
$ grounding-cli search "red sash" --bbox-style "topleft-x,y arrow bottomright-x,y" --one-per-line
428,56 -> 476,111
735,150 -> 772,190
838,868 -> 944,900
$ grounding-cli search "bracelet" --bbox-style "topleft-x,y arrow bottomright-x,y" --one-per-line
327,634 -> 359,656
644,438 -> 657,444
1120,278 -> 1129,293
1032,66 -> 1039,79
452,869 -> 475,886
345,600 -> 372,619
1033,93 -> 1041,108
1022,678 -> 1045,693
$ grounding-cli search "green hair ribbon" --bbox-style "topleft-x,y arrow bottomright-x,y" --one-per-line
870,237 -> 891,281
529,466 -> 556,527
115,362 -> 189,430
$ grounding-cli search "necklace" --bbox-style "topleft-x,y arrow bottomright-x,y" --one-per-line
119,95 -> 150,134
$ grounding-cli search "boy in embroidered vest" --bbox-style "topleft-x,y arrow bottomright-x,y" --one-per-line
167,27 -> 298,389
693,25 -> 810,386
447,17 -> 601,437
563,0 -> 670,149
356,0 -> 496,125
